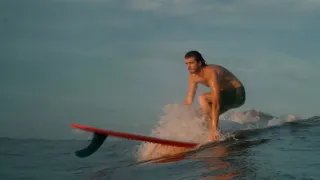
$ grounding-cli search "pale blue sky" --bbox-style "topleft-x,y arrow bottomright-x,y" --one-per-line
1,0 -> 319,139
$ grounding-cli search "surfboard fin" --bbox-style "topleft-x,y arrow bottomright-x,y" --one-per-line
75,132 -> 108,158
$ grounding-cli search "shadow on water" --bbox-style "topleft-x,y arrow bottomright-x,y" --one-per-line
87,116 -> 320,180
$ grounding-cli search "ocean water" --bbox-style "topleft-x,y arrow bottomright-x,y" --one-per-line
1,105 -> 320,180
1,0 -> 320,179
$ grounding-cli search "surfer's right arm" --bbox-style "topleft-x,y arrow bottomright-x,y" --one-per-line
184,75 -> 197,105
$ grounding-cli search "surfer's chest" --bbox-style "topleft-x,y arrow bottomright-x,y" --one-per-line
193,76 -> 210,87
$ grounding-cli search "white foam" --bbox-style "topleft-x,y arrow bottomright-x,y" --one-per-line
222,110 -> 261,124
267,114 -> 300,127
135,104 -> 300,161
135,104 -> 210,161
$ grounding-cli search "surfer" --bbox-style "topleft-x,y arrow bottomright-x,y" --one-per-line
183,50 -> 246,141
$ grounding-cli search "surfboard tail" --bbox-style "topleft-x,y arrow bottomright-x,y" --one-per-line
75,132 -> 108,158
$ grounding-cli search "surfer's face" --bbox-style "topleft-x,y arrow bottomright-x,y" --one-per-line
185,57 -> 201,74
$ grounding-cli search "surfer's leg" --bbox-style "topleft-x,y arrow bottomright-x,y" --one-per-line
198,89 -> 245,130
198,92 -> 212,121
198,91 -> 229,120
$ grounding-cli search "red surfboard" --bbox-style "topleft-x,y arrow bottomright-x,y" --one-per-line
71,123 -> 198,158
71,123 -> 197,148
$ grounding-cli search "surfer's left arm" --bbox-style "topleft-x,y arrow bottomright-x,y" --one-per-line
208,71 -> 221,136
184,75 -> 197,105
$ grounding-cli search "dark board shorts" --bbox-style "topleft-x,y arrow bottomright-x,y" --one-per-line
220,86 -> 246,114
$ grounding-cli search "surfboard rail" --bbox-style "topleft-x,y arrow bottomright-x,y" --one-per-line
71,123 -> 198,158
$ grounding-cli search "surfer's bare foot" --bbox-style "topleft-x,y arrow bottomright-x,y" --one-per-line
208,131 -> 220,141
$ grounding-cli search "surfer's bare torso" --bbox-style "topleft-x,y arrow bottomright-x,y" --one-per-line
189,64 -> 243,91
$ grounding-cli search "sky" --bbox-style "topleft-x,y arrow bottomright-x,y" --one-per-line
1,0 -> 320,139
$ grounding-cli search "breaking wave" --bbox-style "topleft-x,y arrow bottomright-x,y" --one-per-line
135,104 -> 301,161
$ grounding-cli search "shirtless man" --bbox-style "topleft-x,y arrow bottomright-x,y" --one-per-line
183,50 -> 246,141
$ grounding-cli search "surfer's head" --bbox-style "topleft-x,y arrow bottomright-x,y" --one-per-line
184,50 -> 207,73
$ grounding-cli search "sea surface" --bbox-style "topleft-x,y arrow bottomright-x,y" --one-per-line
1,109 -> 320,180
1,0 -> 320,180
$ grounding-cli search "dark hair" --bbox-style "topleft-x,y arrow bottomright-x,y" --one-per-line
184,50 -> 207,66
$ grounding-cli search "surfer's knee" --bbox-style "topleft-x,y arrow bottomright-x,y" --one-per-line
198,93 -> 208,106
198,93 -> 212,110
